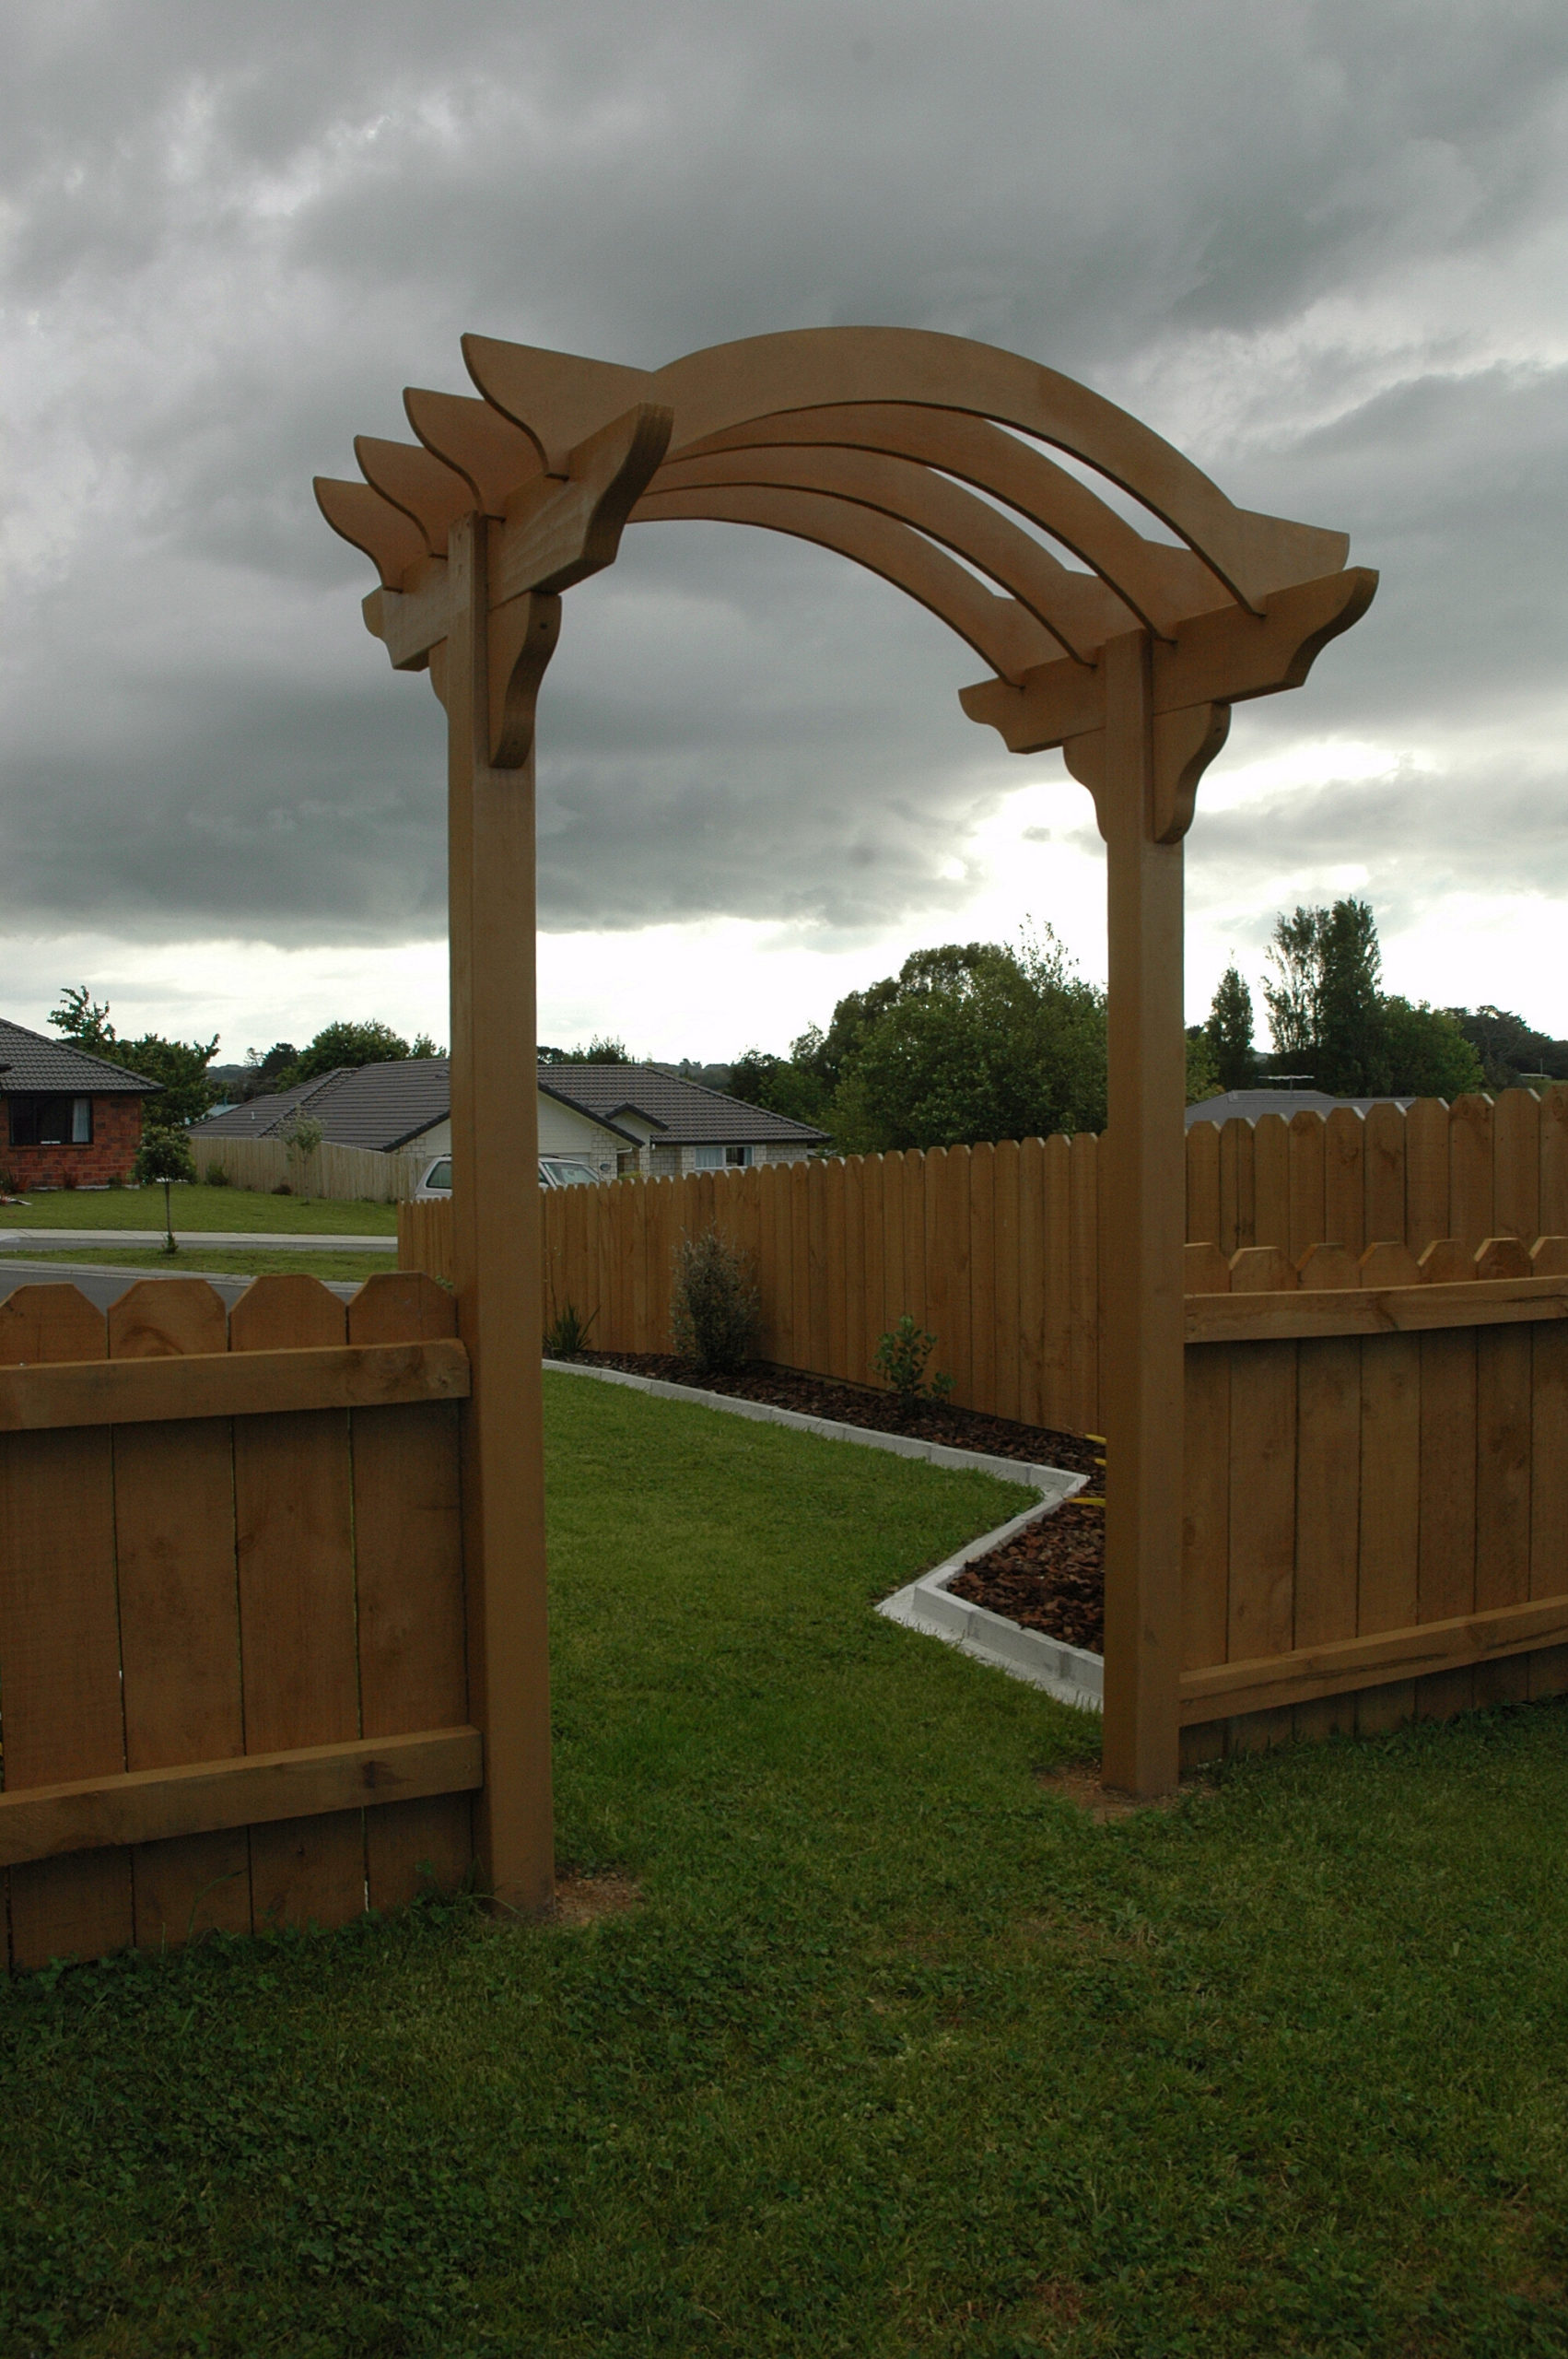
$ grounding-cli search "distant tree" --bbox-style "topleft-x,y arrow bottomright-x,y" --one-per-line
1261,907 -> 1325,1066
243,1042 -> 298,1097
728,1048 -> 832,1129
1203,964 -> 1258,1090
1382,1000 -> 1484,1097
1315,898 -> 1387,1094
1185,1027 -> 1222,1105
410,1032 -> 444,1059
538,1035 -> 632,1064
1446,1005 -> 1568,1090
50,984 -> 217,1128
285,1020 -> 415,1086
830,929 -> 1106,1152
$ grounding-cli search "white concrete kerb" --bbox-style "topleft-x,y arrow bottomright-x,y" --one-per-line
544,1357 -> 1105,1715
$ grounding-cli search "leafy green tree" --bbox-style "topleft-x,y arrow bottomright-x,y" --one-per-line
1263,898 -> 1388,1093
1261,907 -> 1325,1066
538,1036 -> 632,1064
132,1126 -> 196,1252
727,1048 -> 832,1129
50,985 -> 217,1128
1185,1027 -> 1221,1105
1382,1000 -> 1484,1097
285,1020 -> 415,1086
830,930 -> 1106,1151
1203,964 -> 1258,1090
243,1042 -> 298,1097
1446,1006 -> 1568,1090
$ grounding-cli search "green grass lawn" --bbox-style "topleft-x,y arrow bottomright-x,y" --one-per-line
5,1374 -> 1568,2355
0,1245 -> 397,1285
0,1182 -> 397,1235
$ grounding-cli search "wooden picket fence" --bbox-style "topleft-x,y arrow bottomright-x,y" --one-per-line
1179,1233 -> 1568,1762
0,1271 -> 475,1971
402,1086 -> 1568,1440
193,1133 -> 426,1203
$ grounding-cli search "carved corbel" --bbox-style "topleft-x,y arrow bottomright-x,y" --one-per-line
487,592 -> 562,768
1063,700 -> 1232,843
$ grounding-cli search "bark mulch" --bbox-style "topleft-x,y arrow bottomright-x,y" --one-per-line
948,1495 -> 1106,1655
568,1350 -> 1103,1480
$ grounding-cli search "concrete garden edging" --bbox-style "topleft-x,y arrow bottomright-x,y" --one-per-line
544,1357 -> 1104,1714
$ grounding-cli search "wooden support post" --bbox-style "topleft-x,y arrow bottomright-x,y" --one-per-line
445,513 -> 556,1913
1085,634 -> 1188,1795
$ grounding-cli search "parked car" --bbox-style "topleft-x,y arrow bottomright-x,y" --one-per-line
411,1154 -> 600,1200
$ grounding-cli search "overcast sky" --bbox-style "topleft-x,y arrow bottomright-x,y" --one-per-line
3,0 -> 1566,1066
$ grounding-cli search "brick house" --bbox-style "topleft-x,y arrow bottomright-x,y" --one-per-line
0,1018 -> 158,1191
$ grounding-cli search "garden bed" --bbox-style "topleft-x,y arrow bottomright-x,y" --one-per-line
948,1493 -> 1106,1653
571,1349 -> 1103,1479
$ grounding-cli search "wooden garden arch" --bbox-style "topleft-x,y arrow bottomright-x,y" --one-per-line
317,326 -> 1375,1902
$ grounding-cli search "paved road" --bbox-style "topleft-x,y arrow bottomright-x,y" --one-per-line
0,1258 -> 361,1310
0,1227 -> 394,1251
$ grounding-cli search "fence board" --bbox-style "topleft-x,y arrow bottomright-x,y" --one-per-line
0,1285 -> 133,1971
1069,1132 -> 1099,1433
1541,1089 -> 1568,1240
1287,1111 -> 1326,1262
1353,1329 -> 1422,1736
1529,1322 -> 1568,1699
1404,1099 -> 1450,1251
109,1280 -> 252,1950
1363,1100 -> 1407,1246
1252,1113 -> 1290,1251
1415,1330 -> 1478,1726
1492,1088 -> 1540,1243
1035,1135 -> 1068,1428
1449,1095 -> 1494,1249
1473,1325 -> 1533,1708
902,1150 -> 927,1332
967,1144 -> 995,1414
843,1157 -> 866,1388
231,1276 -> 365,1931
991,1140 -> 1021,1424
818,1157 -> 843,1380
1293,1254 -> 1362,1742
1187,1121 -> 1220,1246
1219,1115 -> 1254,1253
1323,1107 -> 1364,1257
350,1273 -> 472,1910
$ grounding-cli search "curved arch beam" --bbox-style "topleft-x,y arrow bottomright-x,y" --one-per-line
669,404 -> 1227,638
464,326 -> 1348,610
632,483 -> 1056,683
653,445 -> 1133,663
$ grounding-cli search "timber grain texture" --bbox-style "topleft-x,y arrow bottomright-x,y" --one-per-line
0,1273 -> 474,1968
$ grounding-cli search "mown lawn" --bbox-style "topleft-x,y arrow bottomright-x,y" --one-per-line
0,1183 -> 397,1235
4,1373 -> 1568,2355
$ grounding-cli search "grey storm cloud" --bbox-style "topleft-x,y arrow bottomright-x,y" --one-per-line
3,0 -> 1567,949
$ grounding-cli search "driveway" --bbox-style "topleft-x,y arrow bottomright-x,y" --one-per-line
0,1259 -> 362,1311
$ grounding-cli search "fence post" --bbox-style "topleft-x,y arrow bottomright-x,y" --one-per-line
445,513 -> 556,1914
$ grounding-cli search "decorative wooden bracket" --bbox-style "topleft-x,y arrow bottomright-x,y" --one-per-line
961,567 -> 1376,786
322,402 -> 673,747
1064,698 -> 1233,843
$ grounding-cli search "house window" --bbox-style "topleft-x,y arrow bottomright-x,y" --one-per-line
695,1143 -> 752,1169
7,1096 -> 93,1147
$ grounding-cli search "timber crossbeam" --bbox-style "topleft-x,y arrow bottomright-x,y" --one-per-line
1185,1273 -> 1568,1344
0,1729 -> 484,1870
1182,1598 -> 1568,1725
0,1336 -> 470,1432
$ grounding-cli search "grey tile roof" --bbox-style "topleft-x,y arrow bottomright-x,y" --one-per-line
0,1016 -> 161,1095
193,1059 -> 827,1154
191,1061 -> 451,1153
540,1063 -> 827,1144
1188,1088 -> 1419,1129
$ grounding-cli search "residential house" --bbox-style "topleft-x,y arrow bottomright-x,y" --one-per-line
0,1017 -> 159,1189
190,1057 -> 825,1182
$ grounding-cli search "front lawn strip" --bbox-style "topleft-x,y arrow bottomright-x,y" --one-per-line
3,1370 -> 1567,2355
0,1182 -> 398,1235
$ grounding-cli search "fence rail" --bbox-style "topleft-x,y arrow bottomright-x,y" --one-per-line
193,1133 -> 427,1203
0,1269 -> 474,1969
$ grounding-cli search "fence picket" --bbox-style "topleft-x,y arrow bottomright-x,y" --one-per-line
1187,1121 -> 1220,1246
0,1285 -> 132,1970
1219,1115 -> 1254,1252
1253,1114 -> 1291,1251
109,1279 -> 252,1950
230,1275 -> 366,1931
1069,1132 -> 1099,1434
1288,1110 -> 1327,1262
1363,1100 -> 1406,1246
1293,1250 -> 1362,1743
1492,1088 -> 1541,1242
1473,1323 -> 1533,1708
1449,1094 -> 1494,1248
991,1140 -> 1020,1424
1323,1107 -> 1365,1256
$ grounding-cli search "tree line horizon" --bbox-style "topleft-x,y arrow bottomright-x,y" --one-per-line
44,899 -> 1568,1155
